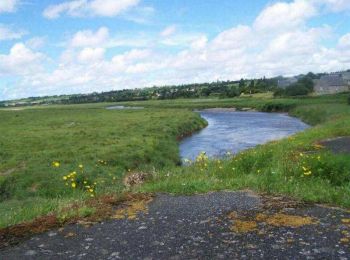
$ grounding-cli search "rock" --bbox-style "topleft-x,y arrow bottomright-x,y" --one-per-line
24,250 -> 36,256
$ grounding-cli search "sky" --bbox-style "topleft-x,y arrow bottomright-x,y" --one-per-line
0,0 -> 350,101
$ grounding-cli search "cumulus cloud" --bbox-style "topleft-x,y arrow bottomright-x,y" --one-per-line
43,0 -> 140,19
77,47 -> 105,63
0,0 -> 19,13
70,27 -> 109,47
0,43 -> 45,76
254,0 -> 317,31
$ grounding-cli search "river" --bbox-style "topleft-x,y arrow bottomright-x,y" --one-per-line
179,110 -> 308,161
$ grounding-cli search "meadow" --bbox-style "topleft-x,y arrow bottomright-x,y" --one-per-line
1,93 -> 350,229
0,105 -> 206,228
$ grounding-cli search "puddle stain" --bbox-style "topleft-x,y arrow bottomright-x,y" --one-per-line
228,211 -> 317,234
112,198 -> 153,220
342,219 -> 350,224
230,220 -> 258,233
256,213 -> 316,227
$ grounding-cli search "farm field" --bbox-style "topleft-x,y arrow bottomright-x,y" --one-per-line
1,93 -> 350,229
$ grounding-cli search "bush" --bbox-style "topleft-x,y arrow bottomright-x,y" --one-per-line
273,88 -> 285,97
273,76 -> 314,97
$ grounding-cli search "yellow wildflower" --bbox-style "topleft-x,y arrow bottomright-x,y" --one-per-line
63,176 -> 67,180
71,182 -> 76,188
52,161 -> 60,167
79,164 -> 83,169
304,171 -> 312,176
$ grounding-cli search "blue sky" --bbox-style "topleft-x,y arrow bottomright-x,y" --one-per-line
0,0 -> 350,101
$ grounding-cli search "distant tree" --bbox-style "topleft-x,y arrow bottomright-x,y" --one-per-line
284,83 -> 309,96
239,78 -> 245,88
298,76 -> 314,92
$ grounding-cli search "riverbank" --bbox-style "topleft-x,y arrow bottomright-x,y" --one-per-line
133,94 -> 350,207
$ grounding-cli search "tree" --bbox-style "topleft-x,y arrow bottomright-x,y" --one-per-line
298,76 -> 314,92
239,78 -> 245,89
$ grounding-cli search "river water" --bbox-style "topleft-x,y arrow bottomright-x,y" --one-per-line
179,110 -> 308,161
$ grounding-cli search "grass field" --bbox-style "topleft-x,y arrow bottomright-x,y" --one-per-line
0,105 -> 206,227
1,93 -> 350,228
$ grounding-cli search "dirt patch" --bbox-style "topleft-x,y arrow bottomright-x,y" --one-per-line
123,172 -> 152,188
230,220 -> 258,233
256,213 -> 316,227
0,162 -> 26,176
228,211 -> 317,234
113,196 -> 153,220
227,194 -> 316,234
260,193 -> 308,210
0,215 -> 58,248
0,193 -> 153,249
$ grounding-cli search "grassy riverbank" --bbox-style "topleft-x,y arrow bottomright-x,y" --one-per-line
138,94 -> 350,207
0,93 -> 349,229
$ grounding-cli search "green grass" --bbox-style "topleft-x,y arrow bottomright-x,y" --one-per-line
1,93 -> 350,228
0,105 -> 206,227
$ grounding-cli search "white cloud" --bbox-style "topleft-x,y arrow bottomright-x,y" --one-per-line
0,24 -> 25,41
70,27 -> 109,47
254,0 -> 317,31
43,0 -> 140,19
190,36 -> 208,50
25,37 -> 46,49
211,25 -> 253,50
77,47 -> 105,63
316,0 -> 350,12
0,0 -> 19,13
160,25 -> 177,37
123,6 -> 155,24
0,43 -> 45,76
88,0 -> 139,17
338,33 -> 350,48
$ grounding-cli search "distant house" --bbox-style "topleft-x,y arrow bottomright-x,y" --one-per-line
314,72 -> 349,94
277,77 -> 298,88
342,71 -> 350,86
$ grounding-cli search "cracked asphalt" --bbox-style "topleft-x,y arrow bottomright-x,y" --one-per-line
1,191 -> 350,259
